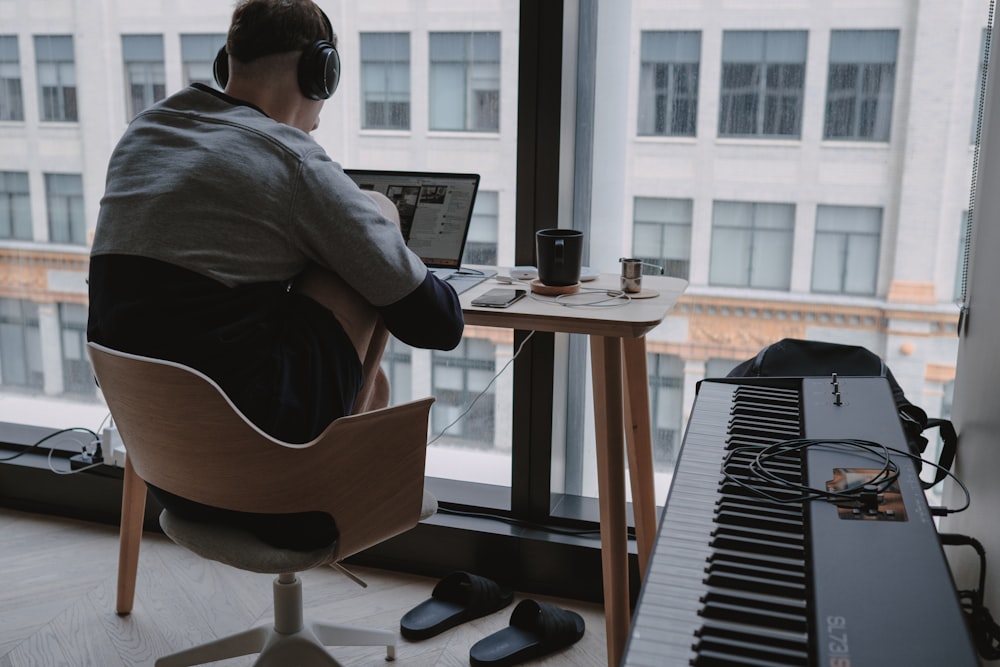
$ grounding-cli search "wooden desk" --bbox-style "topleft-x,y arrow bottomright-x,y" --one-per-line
461,273 -> 688,667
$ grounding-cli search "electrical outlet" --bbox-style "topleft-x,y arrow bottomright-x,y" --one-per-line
103,425 -> 127,468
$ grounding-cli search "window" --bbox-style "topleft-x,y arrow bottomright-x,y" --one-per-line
463,190 -> 498,266
638,31 -> 700,137
706,357 -> 741,379
34,35 -> 77,122
429,32 -> 500,132
811,205 -> 882,296
181,33 -> 226,88
431,338 -> 496,447
122,35 -> 166,118
648,353 -> 683,469
380,338 -> 413,405
709,200 -> 795,289
59,303 -> 93,395
0,35 -> 24,121
824,30 -> 898,142
0,299 -> 43,390
719,30 -> 807,138
45,173 -> 85,245
0,171 -> 31,240
632,197 -> 692,279
361,32 -> 410,130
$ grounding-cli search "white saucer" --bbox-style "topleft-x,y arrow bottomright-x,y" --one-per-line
580,267 -> 600,282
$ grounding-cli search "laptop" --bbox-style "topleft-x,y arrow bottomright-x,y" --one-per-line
344,169 -> 496,294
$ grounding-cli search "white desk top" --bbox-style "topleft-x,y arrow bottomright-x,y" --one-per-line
460,271 -> 688,338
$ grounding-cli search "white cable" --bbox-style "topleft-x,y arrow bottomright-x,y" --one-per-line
427,330 -> 536,446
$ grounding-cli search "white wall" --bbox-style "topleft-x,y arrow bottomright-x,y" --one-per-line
943,11 -> 1000,622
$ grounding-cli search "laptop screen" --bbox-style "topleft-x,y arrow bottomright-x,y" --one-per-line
344,169 -> 480,270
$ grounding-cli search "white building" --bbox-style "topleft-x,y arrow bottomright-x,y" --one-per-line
0,0 -> 986,500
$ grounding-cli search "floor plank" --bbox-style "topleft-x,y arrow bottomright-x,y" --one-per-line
0,508 -> 606,666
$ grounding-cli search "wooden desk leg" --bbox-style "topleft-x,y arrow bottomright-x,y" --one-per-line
590,335 -> 629,667
622,336 -> 657,580
116,456 -> 146,615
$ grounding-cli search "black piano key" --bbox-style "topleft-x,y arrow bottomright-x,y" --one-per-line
710,532 -> 805,560
694,624 -> 809,666
714,507 -> 804,533
699,591 -> 808,633
693,645 -> 807,667
704,567 -> 808,600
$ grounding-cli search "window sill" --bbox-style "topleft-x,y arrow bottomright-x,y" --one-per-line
0,424 -> 638,604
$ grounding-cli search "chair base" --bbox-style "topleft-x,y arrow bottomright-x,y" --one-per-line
155,573 -> 396,667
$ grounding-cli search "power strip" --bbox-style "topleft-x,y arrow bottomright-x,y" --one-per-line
70,452 -> 103,470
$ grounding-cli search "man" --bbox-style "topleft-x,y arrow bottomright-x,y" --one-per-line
87,0 -> 464,549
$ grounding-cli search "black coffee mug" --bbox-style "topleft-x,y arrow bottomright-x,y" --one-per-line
536,228 -> 584,286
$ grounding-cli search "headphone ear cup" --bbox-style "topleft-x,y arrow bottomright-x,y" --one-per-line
298,40 -> 340,100
213,46 -> 229,89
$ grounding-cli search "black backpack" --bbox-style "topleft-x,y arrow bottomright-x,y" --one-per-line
726,338 -> 957,490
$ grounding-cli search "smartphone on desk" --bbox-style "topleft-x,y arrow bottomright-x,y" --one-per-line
471,288 -> 527,308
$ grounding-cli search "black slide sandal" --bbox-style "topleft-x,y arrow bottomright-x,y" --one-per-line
400,571 -> 514,640
469,599 -> 586,666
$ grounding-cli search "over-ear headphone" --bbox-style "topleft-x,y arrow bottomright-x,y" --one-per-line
213,7 -> 340,100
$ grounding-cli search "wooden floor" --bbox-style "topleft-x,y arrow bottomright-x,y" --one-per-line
0,507 -> 607,667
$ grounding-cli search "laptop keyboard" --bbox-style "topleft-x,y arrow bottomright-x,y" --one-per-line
439,269 -> 495,295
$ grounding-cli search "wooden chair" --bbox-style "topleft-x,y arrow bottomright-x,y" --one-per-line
87,342 -> 436,666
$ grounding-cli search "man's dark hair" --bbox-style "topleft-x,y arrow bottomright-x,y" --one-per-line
227,0 -> 335,63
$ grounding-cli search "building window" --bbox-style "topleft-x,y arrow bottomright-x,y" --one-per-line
638,31 -> 700,137
0,299 -> 43,390
719,30 -> 807,138
706,357 -> 741,379
60,303 -> 94,395
122,34 -> 166,119
463,190 -> 499,266
824,30 -> 898,142
429,32 -> 500,132
632,197 -> 692,279
431,338 -> 496,447
709,200 -> 794,289
380,337 -> 413,405
45,173 -> 85,245
361,32 -> 410,130
0,35 -> 24,121
34,35 -> 77,122
0,171 -> 31,240
648,353 -> 683,469
181,33 -> 226,88
811,205 -> 881,296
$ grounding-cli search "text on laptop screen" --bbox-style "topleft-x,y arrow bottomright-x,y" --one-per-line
344,169 -> 480,270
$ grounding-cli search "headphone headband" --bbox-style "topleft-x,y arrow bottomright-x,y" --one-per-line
213,7 -> 340,100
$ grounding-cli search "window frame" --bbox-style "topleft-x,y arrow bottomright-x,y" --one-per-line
121,34 -> 166,119
0,35 -> 24,121
810,204 -> 883,296
823,29 -> 899,142
429,31 -> 501,132
718,30 -> 807,139
637,31 -> 700,137
360,32 -> 411,131
34,35 -> 77,123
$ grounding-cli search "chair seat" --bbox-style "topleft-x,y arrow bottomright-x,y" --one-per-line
159,491 -> 440,575
160,511 -> 339,574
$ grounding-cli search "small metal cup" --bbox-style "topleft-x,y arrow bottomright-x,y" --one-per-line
620,258 -> 643,294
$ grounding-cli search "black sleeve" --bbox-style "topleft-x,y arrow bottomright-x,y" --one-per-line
378,272 -> 464,350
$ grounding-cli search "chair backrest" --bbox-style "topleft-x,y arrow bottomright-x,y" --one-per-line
87,342 -> 435,560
